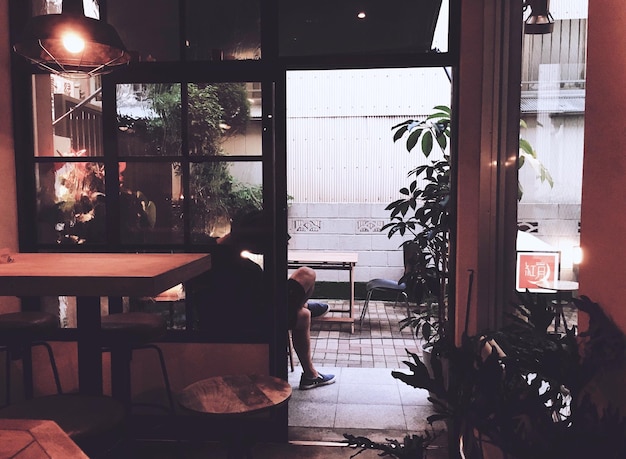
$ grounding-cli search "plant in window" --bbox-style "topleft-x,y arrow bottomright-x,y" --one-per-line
116,82 -> 259,240
518,119 -> 554,200
45,152 -> 106,244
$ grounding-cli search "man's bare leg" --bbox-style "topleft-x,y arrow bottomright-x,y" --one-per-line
289,267 -> 318,378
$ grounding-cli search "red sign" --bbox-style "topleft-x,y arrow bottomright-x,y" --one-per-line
516,252 -> 559,292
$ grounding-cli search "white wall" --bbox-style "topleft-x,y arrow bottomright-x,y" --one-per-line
286,68 -> 584,283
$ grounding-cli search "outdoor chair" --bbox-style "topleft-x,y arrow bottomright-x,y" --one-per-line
359,279 -> 409,326
359,243 -> 420,327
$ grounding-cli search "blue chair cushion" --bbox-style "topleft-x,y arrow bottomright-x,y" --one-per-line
366,278 -> 406,291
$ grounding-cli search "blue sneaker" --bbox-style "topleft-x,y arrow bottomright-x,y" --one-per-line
307,302 -> 330,318
299,372 -> 336,390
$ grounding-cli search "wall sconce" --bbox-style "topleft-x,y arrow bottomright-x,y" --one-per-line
13,0 -> 130,77
523,0 -> 554,35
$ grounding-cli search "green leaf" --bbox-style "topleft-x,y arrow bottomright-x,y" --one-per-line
391,119 -> 412,130
393,125 -> 409,142
406,129 -> 422,152
519,138 -> 535,156
436,132 -> 447,150
421,131 -> 433,157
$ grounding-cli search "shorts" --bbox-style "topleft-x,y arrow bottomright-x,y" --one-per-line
287,278 -> 306,329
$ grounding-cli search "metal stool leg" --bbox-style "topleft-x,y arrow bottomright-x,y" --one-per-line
33,342 -> 63,395
133,344 -> 176,415
2,342 -> 62,407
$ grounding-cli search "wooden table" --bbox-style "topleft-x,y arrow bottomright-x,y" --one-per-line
288,250 -> 358,333
0,419 -> 88,458
0,253 -> 211,396
178,374 -> 291,458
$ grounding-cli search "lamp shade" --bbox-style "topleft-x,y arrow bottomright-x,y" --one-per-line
524,0 -> 554,35
13,5 -> 130,76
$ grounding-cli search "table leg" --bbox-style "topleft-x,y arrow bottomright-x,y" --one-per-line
76,296 -> 103,395
349,263 -> 355,334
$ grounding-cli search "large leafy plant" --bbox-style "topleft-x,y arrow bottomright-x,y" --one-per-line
389,294 -> 626,459
382,106 -> 555,348
382,105 -> 452,347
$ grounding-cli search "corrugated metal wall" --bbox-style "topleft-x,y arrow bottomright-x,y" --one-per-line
287,69 -> 451,204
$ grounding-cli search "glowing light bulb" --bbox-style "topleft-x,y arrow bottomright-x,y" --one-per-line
357,11 -> 366,19
62,32 -> 85,53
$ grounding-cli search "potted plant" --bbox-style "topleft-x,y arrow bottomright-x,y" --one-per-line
387,293 -> 626,459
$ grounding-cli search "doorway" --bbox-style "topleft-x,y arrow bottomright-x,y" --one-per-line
285,68 -> 451,441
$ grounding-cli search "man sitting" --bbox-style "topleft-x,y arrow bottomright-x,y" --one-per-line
194,211 -> 335,390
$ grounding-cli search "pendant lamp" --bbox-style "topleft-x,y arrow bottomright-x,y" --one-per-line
13,0 -> 130,77
524,0 -> 554,35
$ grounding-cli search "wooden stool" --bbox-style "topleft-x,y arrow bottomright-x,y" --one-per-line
0,312 -> 63,406
0,394 -> 126,458
100,312 -> 174,414
178,374 -> 292,459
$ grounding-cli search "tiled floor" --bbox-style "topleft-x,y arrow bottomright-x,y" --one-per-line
288,300 -> 440,445
297,299 -> 421,369
287,299 -> 578,446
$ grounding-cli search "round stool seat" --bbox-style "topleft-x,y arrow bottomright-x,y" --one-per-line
178,374 -> 292,416
0,312 -> 58,334
0,394 -> 126,451
101,312 -> 166,343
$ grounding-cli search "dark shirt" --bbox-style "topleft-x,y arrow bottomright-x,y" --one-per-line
192,247 -> 269,341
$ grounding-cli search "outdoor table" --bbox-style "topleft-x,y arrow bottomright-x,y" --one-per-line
0,252 -> 211,396
0,418 -> 88,458
535,280 -> 579,332
288,250 -> 358,333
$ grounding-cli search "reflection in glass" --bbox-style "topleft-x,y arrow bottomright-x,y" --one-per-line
189,161 -> 262,242
119,162 -> 183,244
108,0 -> 180,62
186,0 -> 261,61
188,82 -> 254,156
117,83 -> 182,156
36,161 -> 106,244
518,4 -> 587,282
279,0 -> 447,57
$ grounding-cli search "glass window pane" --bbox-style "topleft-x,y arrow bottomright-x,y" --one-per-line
117,83 -> 182,157
119,162 -> 183,244
188,82 -> 260,157
517,2 -> 587,283
36,161 -> 106,244
279,0 -> 448,57
108,0 -> 180,62
32,0 -> 100,18
189,161 -> 263,243
186,0 -> 261,61
32,74 -> 103,157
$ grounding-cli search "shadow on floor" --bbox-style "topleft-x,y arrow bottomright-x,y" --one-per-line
134,438 -> 450,459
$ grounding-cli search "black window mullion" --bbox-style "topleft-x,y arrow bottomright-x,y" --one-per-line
180,82 -> 190,247
101,72 -> 121,250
